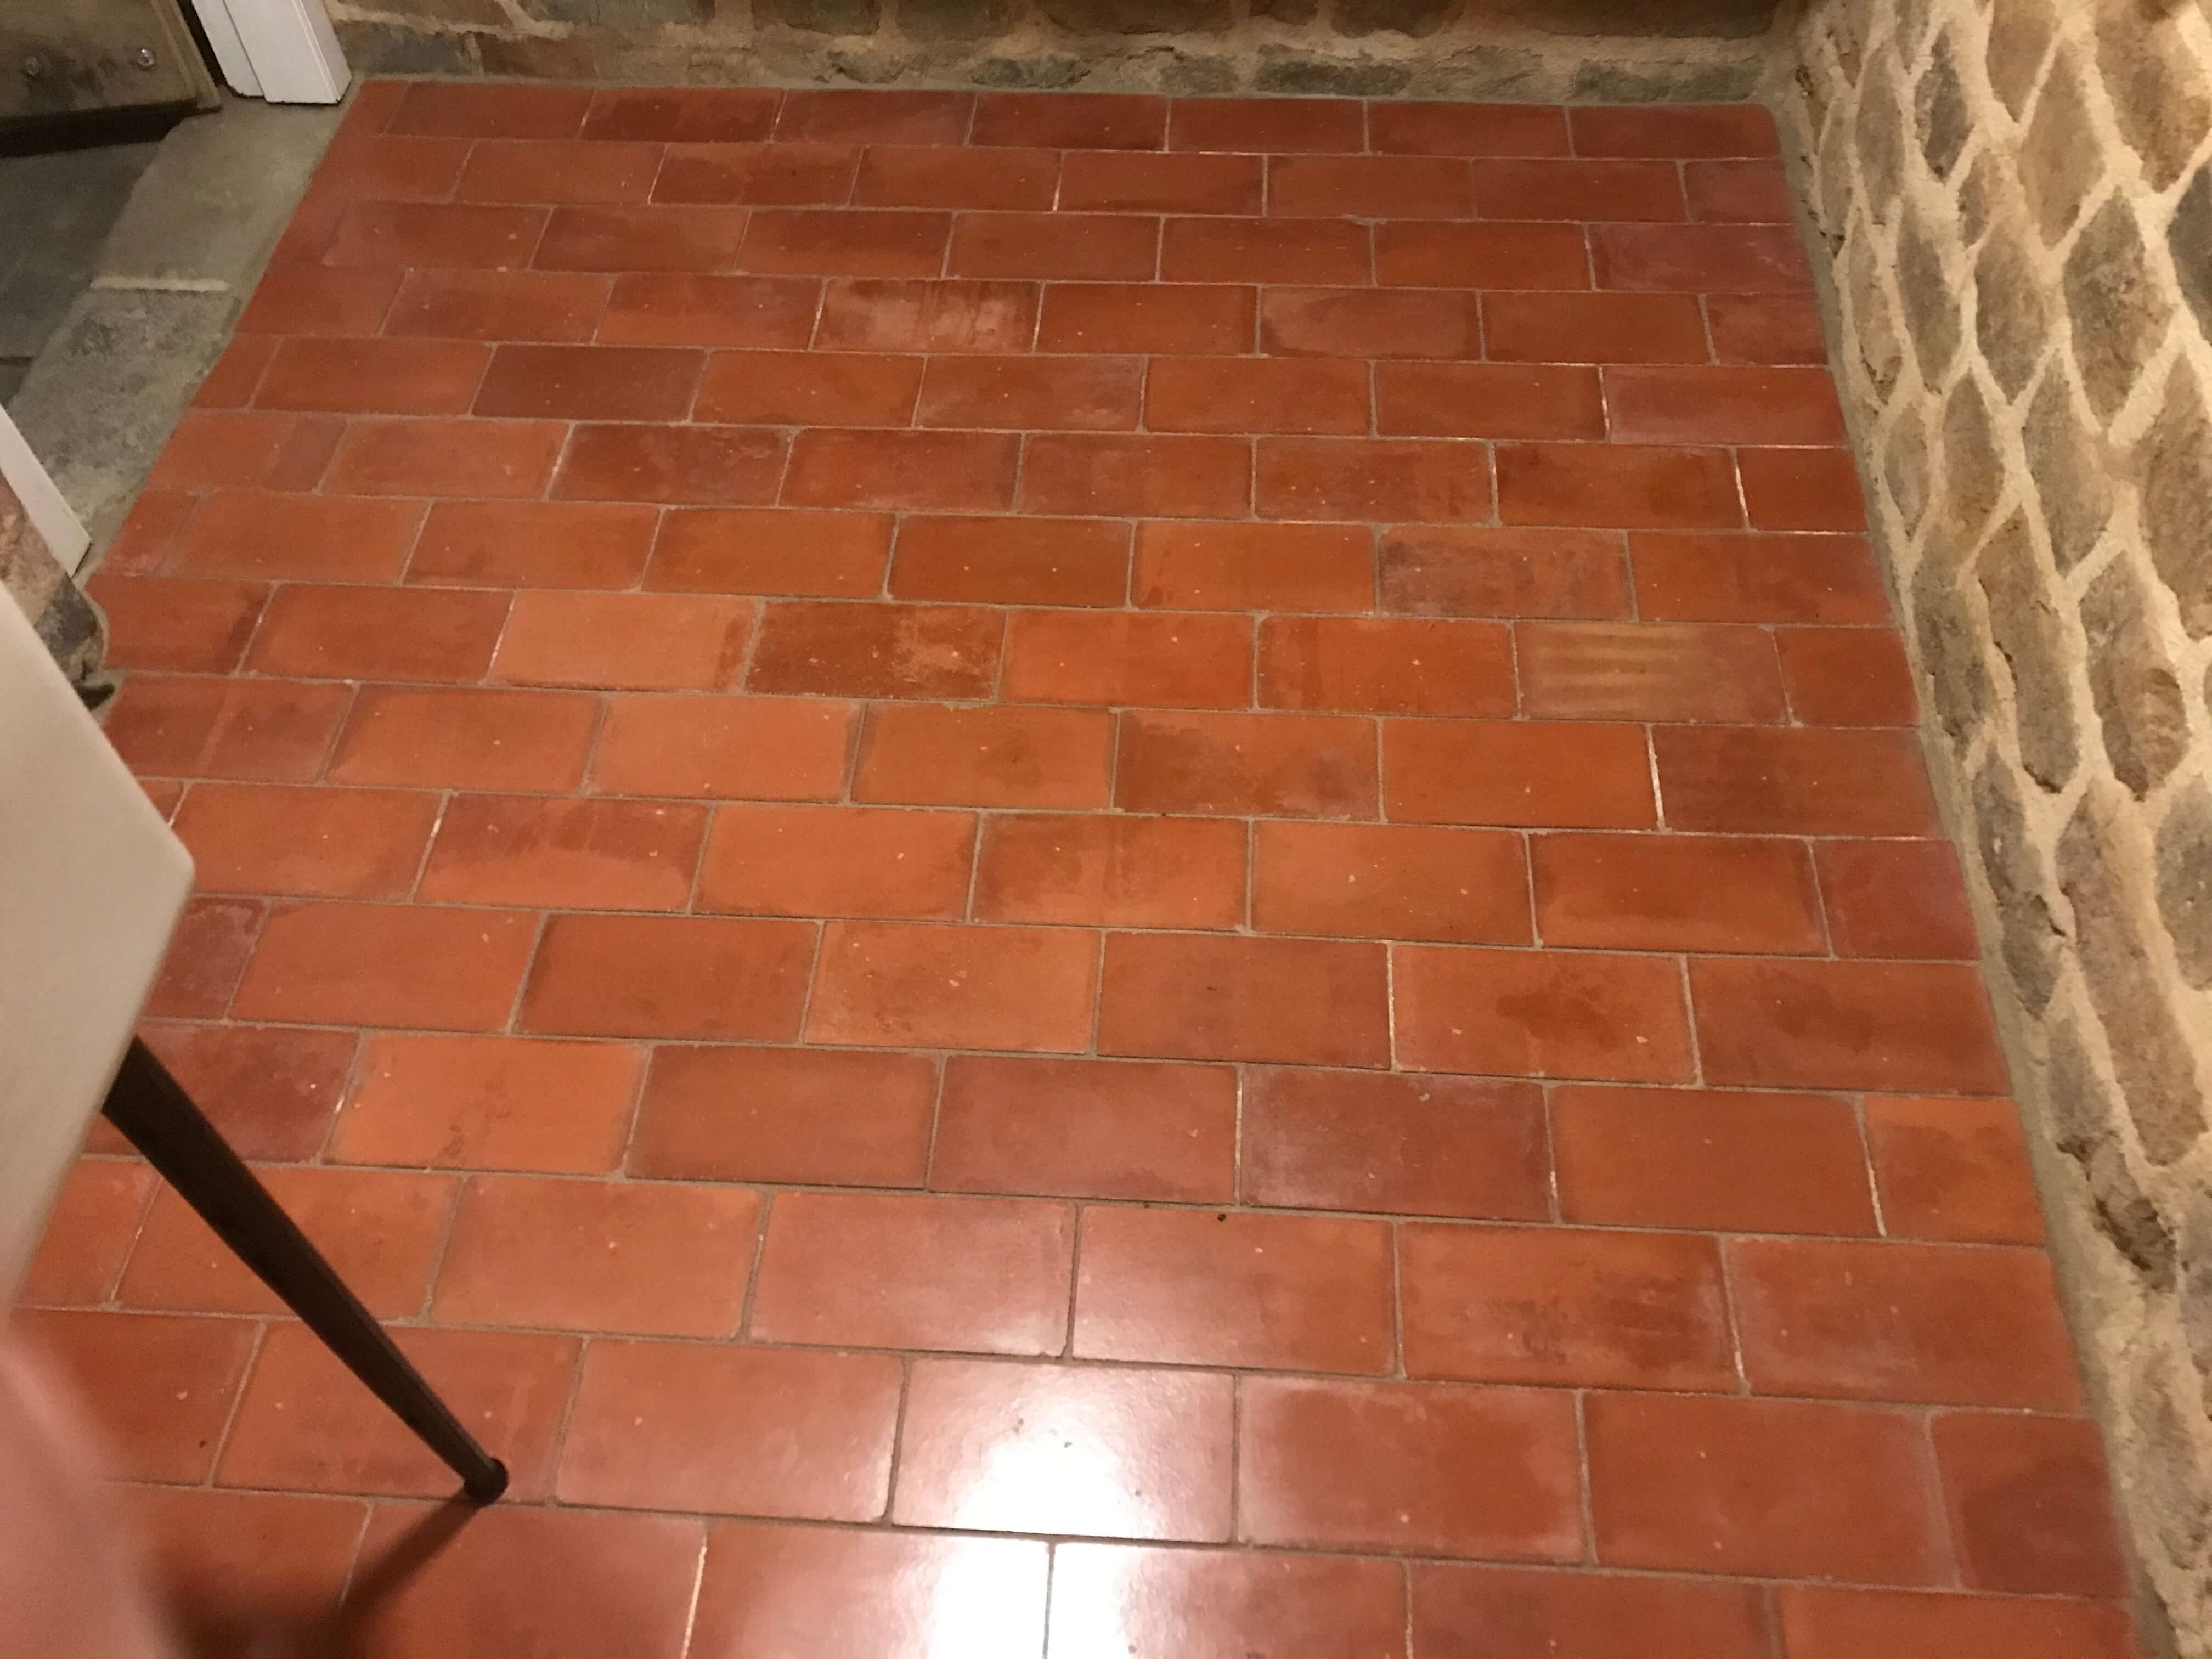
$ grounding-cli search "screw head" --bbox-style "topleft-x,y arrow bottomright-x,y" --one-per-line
134,47 -> 157,69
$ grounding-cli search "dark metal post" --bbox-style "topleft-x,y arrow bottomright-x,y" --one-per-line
100,1039 -> 507,1504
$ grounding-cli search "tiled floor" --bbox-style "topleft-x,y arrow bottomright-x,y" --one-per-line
19,79 -> 2138,1657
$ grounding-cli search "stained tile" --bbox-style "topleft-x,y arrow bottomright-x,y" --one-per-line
1865,1096 -> 2045,1244
933,1055 -> 1237,1202
630,1045 -> 937,1187
15,1311 -> 254,1482
138,1022 -> 354,1160
1098,932 -> 1389,1067
1394,945 -> 1694,1082
334,1034 -> 642,1173
806,921 -> 1099,1052
1933,1412 -> 2129,1597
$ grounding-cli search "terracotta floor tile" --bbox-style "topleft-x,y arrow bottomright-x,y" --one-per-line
1173,94 -> 1366,153
650,506 -> 894,596
386,268 -> 612,341
346,1506 -> 701,1659
553,422 -> 789,504
1242,1067 -> 1548,1218
585,86 -> 781,142
1517,620 -> 1784,721
1409,1566 -> 1768,1659
410,499 -> 657,589
1816,838 -> 1982,959
1934,1412 -> 2129,1597
167,492 -> 423,582
1259,616 -> 1515,716
1394,945 -> 1694,1082
1585,1391 -> 1945,1583
495,590 -> 755,692
1779,623 -> 1918,724
747,599 -> 1001,698
1020,432 -> 1252,517
972,91 -> 1165,150
1003,608 -> 1252,708
1098,932 -> 1389,1066
1690,957 -> 2010,1094
1607,364 -> 1846,445
558,1340 -> 900,1516
135,1022 -> 352,1161
1776,1589 -> 2137,1659
1470,158 -> 1686,221
1038,283 -> 1259,356
1728,1237 -> 2083,1409
334,1033 -> 641,1173
18,1159 -> 155,1306
741,206 -> 952,276
778,87 -> 970,143
144,896 -> 263,1018
1253,820 -> 1530,944
806,920 -> 1099,1052
1737,446 -> 1868,530
1376,361 -> 1605,439
1369,101 -> 1567,156
786,428 -> 1022,512
696,348 -> 924,425
656,142 -> 857,206
949,213 -> 1160,280
325,415 -> 567,496
86,580 -> 254,680
1049,1545 -> 1407,1659
856,142 -> 1057,210
521,913 -> 816,1040
236,262 -> 404,335
1379,527 -> 1630,619
1269,155 -> 1474,218
816,276 -> 1037,352
751,1189 -> 1073,1353
388,80 -> 592,139
1063,149 -> 1263,213
1160,217 -> 1371,284
216,1322 -> 575,1498
1116,710 -> 1379,819
630,1045 -> 936,1186
124,1488 -> 365,1643
600,272 -> 822,346
330,686 -> 600,792
246,585 -> 510,684
434,1173 -> 761,1336
891,515 -> 1130,606
1655,726 -> 1939,836
693,1522 -> 1049,1659
304,129 -> 468,201
1261,287 -> 1482,359
1074,1205 -> 1393,1373
893,1358 -> 1234,1540
234,902 -> 537,1030
1239,1376 -> 1582,1559
1373,221 -> 1587,287
1592,222 -> 1812,291
919,354 -> 1146,430
1400,1224 -> 1735,1389
458,137 -> 660,204
1532,831 -> 1822,953
592,693 -> 855,800
1553,1085 -> 1876,1235
419,794 -> 708,909
327,201 -> 548,269
854,703 -> 1111,808
144,409 -> 341,492
1497,443 -> 1741,530
973,812 -> 1245,929
1147,356 -> 1369,436
14,1310 -> 254,1482
535,204 -> 751,272
1630,529 -> 1888,623
172,782 -> 441,899
933,1054 -> 1237,1201
1865,1096 -> 2046,1244
699,802 -> 975,919
1483,291 -> 1709,365
1134,521 -> 1373,612
473,342 -> 704,420
256,335 -> 487,414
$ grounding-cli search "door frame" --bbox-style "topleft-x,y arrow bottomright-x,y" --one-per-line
189,0 -> 349,104
0,410 -> 90,576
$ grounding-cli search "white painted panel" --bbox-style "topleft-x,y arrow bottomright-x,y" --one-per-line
189,0 -> 265,98
0,409 -> 91,577
193,0 -> 348,104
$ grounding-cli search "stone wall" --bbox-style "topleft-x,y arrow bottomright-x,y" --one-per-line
0,471 -> 100,682
328,0 -> 1775,101
1771,1 -> 2212,1651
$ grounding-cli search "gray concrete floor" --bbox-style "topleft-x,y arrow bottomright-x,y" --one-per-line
0,140 -> 161,402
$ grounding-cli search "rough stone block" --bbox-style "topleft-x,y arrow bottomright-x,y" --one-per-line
1977,511 -> 2081,793
1881,402 -> 1930,529
2157,780 -> 2212,990
332,20 -> 481,74
2137,363 -> 2212,639
1910,557 -> 1993,747
2063,196 -> 2175,424
1254,51 -> 1411,94
1037,0 -> 1233,33
2021,55 -> 2102,246
1335,0 -> 1457,38
898,0 -> 1017,40
1972,218 -> 2052,398
2097,3 -> 2212,192
1984,0 -> 2058,119
1939,373 -> 2005,542
477,33 -> 603,76
1914,30 -> 1969,179
1250,0 -> 1319,21
2081,559 -> 2190,800
2171,165 -> 2212,347
755,0 -> 883,33
1463,0 -> 1778,38
1971,754 -> 2063,1011
516,0 -> 710,20
2023,373 -> 2113,571
1853,55 -> 1907,216
1895,210 -> 1960,382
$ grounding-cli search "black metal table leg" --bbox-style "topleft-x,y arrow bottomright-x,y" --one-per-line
100,1038 -> 508,1504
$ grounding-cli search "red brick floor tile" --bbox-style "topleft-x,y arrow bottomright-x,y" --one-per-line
187,337 -> 282,409
949,213 -> 1160,280
1606,364 -> 1844,444
1532,831 -> 1822,952
1737,445 -> 1869,529
741,206 -> 951,276
15,1311 -> 252,1482
456,137 -> 661,203
806,920 -> 1099,1051
933,1054 -> 1237,1201
853,703 -> 1114,807
521,913 -> 816,1040
1002,609 -> 1252,708
1729,1237 -> 2082,1409
535,204 -> 751,271
1776,1588 -> 2137,1659
630,1045 -> 936,1186
1498,443 -> 1740,529
1370,101 -> 1571,156
144,896 -> 264,1018
101,487 -> 199,573
892,1358 -> 1234,1540
1135,521 -> 1372,611
1020,433 -> 1252,517
1470,159 -> 1686,221
917,354 -> 1143,430
1866,1096 -> 2045,1244
119,1166 -> 450,1317
972,91 -> 1165,149
972,812 -> 1246,929
246,585 -> 508,684
1384,719 -> 1655,828
1257,438 -> 1491,522
815,276 -> 1037,351
1483,291 -> 1708,364
785,428 -> 1021,511
1243,1068 -> 1547,1218
1160,217 -> 1372,283
473,342 -> 704,419
654,140 -> 858,206
334,1033 -> 640,1173
1710,290 -> 1831,363
592,692 -> 855,799
145,409 -> 341,491
650,506 -> 893,595
1144,354 -> 1368,434
778,88 -> 970,144
1691,957 -> 2009,1093
1097,932 -> 1389,1066
1934,1412 -> 2129,1596
1239,1377 -> 1581,1558
1630,529 -> 1889,622
1172,94 -> 1367,153
328,201 -> 547,268
173,782 -> 440,899
1372,221 -> 1588,287
1074,1205 -> 1392,1373
1063,149 -> 1263,213
234,902 -> 537,1030
600,272 -> 823,346
555,422 -> 791,503
1778,623 -> 1919,723
420,794 -> 705,909
1573,103 -> 1779,158
699,802 -> 974,919
330,685 -> 599,791
1400,1224 -> 1734,1389
1379,526 -> 1630,619
1655,726 -> 1939,835
1393,945 -> 1694,1081
138,1022 -> 353,1160
1261,287 -> 1481,358
1592,222 -> 1812,291
325,415 -> 567,496
854,142 -> 1057,209
388,80 -> 592,139
1270,155 -> 1475,218
1585,1391 -> 1945,1582
585,86 -> 781,142
217,1322 -> 575,1499
435,1174 -> 759,1336
1253,820 -> 1530,943
693,1522 -> 1048,1659
123,1487 -> 366,1641
385,268 -> 612,340
346,1506 -> 702,1659
892,515 -> 1130,606
1051,1544 -> 1406,1659
1260,616 -> 1515,716
306,129 -> 470,201
1375,362 -> 1605,439
19,1160 -> 155,1306
1816,838 -> 1980,959
752,1189 -> 1073,1353
1409,1567 -> 1769,1659
1554,1085 -> 1876,1234
748,599 -> 1000,698
168,494 -> 423,585
91,575 -> 266,672
495,591 -> 754,691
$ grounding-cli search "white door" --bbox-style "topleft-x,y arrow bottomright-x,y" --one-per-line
189,0 -> 349,104
0,409 -> 89,577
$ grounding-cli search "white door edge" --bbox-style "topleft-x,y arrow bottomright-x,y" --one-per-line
189,0 -> 349,104
0,410 -> 92,578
